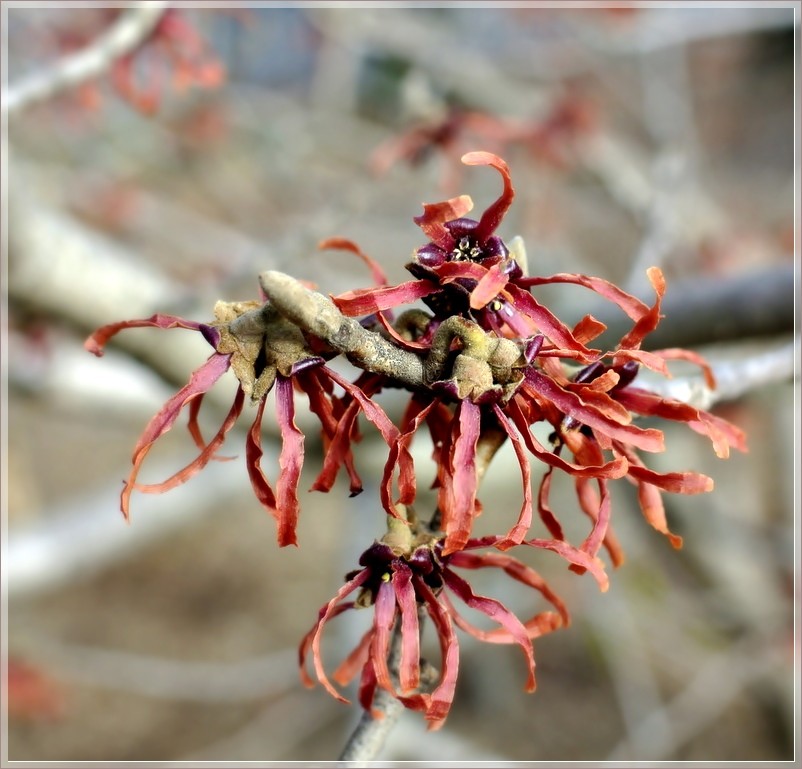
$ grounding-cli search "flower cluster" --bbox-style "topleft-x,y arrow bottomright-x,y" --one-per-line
86,151 -> 746,729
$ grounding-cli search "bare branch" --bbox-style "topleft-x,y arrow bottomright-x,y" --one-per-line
3,2 -> 169,116
6,459 -> 260,601
261,269 -> 795,410
259,270 -> 425,387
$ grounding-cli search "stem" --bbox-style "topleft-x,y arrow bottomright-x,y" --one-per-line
260,271 -> 425,387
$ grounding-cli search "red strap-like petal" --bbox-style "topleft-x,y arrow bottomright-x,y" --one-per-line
85,313 -> 204,356
449,548 -> 570,627
520,273 -> 650,321
392,564 -> 421,694
370,580 -> 398,695
461,151 -> 514,244
470,261 -> 509,310
275,375 -> 305,547
121,353 -> 232,518
413,195 -> 474,250
333,280 -> 438,317
503,283 -> 596,360
412,577 -> 460,730
300,570 -> 371,702
130,386 -> 244,501
439,399 -> 481,555
442,569 -> 535,692
491,406 -> 532,548
318,237 -> 388,287
617,266 -> 666,350
525,370 -> 665,453
245,396 -> 277,514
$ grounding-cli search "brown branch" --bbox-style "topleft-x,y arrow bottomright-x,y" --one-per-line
259,271 -> 426,387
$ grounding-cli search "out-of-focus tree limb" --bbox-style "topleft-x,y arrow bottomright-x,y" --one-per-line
5,459 -> 264,601
2,2 -> 169,117
636,336 -> 797,412
19,640 -> 298,704
8,187 -> 217,395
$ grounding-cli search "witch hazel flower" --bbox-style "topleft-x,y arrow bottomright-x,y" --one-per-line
87,148 -> 748,741
299,514 -> 610,730
84,290 -> 395,546
334,151 -> 595,361
322,151 -> 746,562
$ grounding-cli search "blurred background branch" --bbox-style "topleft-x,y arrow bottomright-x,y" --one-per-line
3,3 -> 169,116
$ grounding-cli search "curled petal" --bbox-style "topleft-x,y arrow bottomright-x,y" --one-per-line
463,535 -> 610,592
121,353 -> 233,518
85,313 -> 205,356
439,399 -> 481,555
186,393 -> 233,460
612,348 -> 671,377
432,259 -> 487,283
524,371 -> 665,453
461,152 -> 514,244
536,468 -> 565,541
413,195 -> 474,250
491,406 -> 532,548
333,629 -> 372,688
299,570 -> 372,702
392,564 -> 421,694
318,237 -> 388,287
326,369 -> 399,454
311,397 -> 363,493
504,397 -> 630,479
449,548 -> 570,629
618,266 -> 666,350
626,463 -> 714,495
470,261 -> 509,310
312,372 -> 395,497
375,312 -> 431,352
357,651 -> 381,719
528,537 -> 610,592
383,398 -> 438,514
444,591 -> 563,646
245,396 -> 277,513
652,347 -> 717,389
574,477 -> 612,561
572,314 -> 608,345
130,386 -> 244,502
370,580 -> 398,694
412,577 -> 460,730
297,370 -> 362,494
615,443 -> 684,548
614,387 -> 747,458
520,273 -> 650,322
503,283 -> 596,359
442,569 -> 536,693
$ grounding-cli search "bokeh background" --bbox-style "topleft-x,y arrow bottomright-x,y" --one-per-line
4,4 -> 799,763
